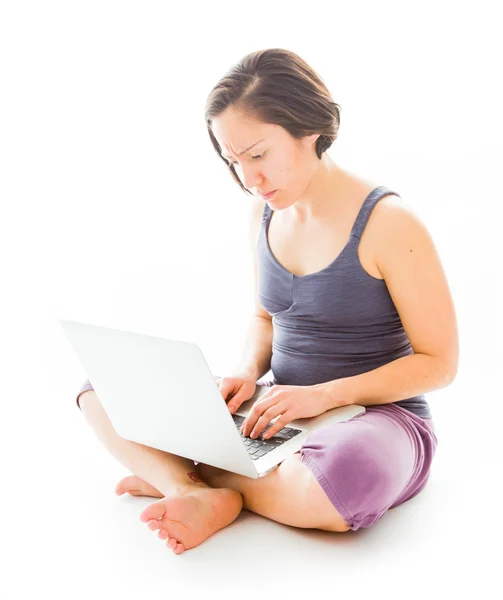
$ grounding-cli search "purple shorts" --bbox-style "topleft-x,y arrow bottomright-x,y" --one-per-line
76,376 -> 437,531
255,377 -> 438,531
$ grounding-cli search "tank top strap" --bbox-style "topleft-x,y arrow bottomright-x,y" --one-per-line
260,186 -> 400,235
350,186 -> 401,239
261,201 -> 272,223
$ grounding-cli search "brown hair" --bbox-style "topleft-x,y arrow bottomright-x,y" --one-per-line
204,48 -> 342,195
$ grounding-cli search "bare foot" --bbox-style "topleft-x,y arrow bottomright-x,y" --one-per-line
139,487 -> 243,554
115,475 -> 163,498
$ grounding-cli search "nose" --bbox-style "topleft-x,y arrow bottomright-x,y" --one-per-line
237,162 -> 263,191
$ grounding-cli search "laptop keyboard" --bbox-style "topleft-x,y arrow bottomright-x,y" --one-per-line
232,415 -> 302,460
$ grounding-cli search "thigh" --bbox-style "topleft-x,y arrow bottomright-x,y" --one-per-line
299,403 -> 437,531
196,451 -> 351,531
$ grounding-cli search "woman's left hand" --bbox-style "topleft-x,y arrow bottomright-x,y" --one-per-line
240,384 -> 329,439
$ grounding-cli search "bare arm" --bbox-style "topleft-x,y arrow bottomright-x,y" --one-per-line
320,196 -> 458,409
232,315 -> 273,381
231,197 -> 273,381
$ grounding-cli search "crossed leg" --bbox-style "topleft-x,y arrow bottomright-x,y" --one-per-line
195,452 -> 351,533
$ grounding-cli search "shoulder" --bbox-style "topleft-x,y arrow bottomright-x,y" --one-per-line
372,192 -> 427,238
370,193 -> 436,277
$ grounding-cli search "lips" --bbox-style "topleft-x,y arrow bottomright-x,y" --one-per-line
262,190 -> 277,199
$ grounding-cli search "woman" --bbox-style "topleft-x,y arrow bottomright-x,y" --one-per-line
76,48 -> 458,555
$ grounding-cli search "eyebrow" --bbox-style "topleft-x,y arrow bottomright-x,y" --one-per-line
221,139 -> 264,160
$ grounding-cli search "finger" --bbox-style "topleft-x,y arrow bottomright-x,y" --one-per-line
140,500 -> 166,523
241,392 -> 279,433
217,381 -> 228,399
227,390 -> 246,414
245,403 -> 282,437
263,415 -> 290,439
219,380 -> 239,403
251,419 -> 276,438
228,386 -> 259,414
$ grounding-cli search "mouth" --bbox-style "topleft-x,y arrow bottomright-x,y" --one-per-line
261,190 -> 277,200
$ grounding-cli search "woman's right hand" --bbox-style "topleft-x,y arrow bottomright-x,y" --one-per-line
216,373 -> 258,414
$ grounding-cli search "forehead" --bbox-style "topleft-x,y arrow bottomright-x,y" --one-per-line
212,109 -> 277,156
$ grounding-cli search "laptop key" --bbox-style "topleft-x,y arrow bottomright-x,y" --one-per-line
270,428 -> 302,441
253,449 -> 269,458
268,438 -> 285,445
286,429 -> 301,438
259,443 -> 276,452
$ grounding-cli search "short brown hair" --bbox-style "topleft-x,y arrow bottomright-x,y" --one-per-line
205,48 -> 342,195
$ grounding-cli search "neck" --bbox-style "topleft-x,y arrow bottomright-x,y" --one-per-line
288,156 -> 348,223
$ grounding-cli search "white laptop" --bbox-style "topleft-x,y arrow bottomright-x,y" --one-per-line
60,319 -> 366,479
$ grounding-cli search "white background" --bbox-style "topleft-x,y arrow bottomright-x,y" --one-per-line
1,1 -> 501,598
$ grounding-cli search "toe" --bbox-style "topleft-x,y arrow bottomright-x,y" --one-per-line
140,500 -> 166,523
115,475 -> 134,495
174,543 -> 184,554
158,529 -> 169,540
147,519 -> 161,531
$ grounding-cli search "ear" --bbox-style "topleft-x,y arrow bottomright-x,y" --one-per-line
302,133 -> 321,149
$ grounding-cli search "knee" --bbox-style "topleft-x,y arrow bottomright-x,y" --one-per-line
78,390 -> 99,412
78,391 -> 113,430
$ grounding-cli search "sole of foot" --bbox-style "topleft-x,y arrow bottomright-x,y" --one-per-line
139,486 -> 243,554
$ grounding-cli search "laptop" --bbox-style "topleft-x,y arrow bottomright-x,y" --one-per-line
60,319 -> 366,479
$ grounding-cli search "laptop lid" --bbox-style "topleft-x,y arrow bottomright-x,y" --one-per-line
60,318 -> 261,477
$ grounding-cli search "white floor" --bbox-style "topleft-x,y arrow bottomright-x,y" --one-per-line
1,363 -> 499,599
2,3 -> 502,598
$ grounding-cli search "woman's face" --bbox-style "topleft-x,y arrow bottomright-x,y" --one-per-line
211,106 -> 320,209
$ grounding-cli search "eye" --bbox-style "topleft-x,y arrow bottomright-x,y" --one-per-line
228,152 -> 265,166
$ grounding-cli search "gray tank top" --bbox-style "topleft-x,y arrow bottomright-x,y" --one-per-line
257,185 -> 432,419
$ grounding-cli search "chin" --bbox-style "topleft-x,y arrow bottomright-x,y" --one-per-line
267,191 -> 287,209
271,196 -> 294,211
